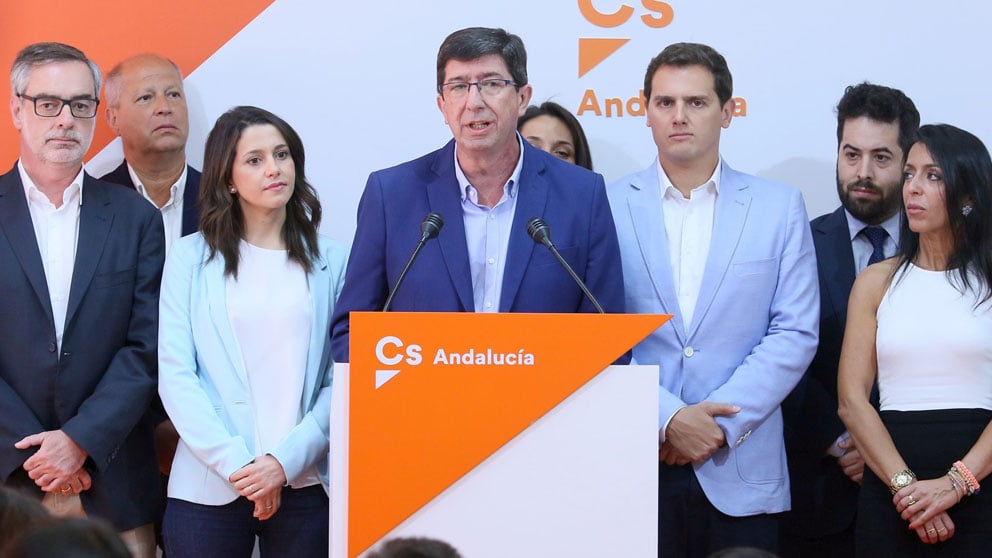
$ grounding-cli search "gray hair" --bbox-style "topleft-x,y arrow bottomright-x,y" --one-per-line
10,42 -> 101,98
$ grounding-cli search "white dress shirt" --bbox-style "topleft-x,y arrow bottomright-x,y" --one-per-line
659,159 -> 721,330
129,163 -> 187,254
19,160 -> 83,352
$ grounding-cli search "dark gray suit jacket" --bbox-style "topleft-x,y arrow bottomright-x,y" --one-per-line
0,165 -> 165,530
783,205 -> 861,539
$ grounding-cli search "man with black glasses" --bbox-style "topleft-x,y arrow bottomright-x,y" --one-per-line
330,27 -> 625,360
0,42 -> 164,558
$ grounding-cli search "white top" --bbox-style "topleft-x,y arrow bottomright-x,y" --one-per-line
659,159 -> 721,329
877,263 -> 992,411
19,160 -> 83,351
129,163 -> 187,254
226,240 -> 318,486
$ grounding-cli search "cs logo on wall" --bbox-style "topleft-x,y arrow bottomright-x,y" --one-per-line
575,1 -> 746,119
577,0 -> 674,78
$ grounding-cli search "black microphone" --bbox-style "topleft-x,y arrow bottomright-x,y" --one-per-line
526,217 -> 605,314
383,213 -> 444,312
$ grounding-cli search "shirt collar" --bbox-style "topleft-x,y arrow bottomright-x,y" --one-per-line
128,162 -> 188,208
454,134 -> 525,202
657,157 -> 722,200
844,208 -> 902,243
18,159 -> 84,207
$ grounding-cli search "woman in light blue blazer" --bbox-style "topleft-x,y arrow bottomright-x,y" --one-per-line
158,106 -> 346,557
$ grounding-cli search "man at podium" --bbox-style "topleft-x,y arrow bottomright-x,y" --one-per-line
330,27 -> 625,362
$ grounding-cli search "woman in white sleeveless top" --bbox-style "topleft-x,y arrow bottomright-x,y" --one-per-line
839,124 -> 992,556
157,106 -> 347,557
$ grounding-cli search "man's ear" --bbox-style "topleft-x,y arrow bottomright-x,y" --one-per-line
106,106 -> 120,135
10,96 -> 23,131
720,98 -> 734,129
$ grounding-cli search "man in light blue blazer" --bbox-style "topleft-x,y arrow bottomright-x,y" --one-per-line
606,43 -> 818,557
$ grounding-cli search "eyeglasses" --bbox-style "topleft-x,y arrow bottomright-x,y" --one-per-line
438,79 -> 517,99
18,94 -> 99,118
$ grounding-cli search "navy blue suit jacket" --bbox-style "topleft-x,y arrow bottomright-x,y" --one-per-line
101,160 -> 201,430
100,160 -> 201,236
330,140 -> 626,362
783,205 -> 860,538
0,165 -> 165,530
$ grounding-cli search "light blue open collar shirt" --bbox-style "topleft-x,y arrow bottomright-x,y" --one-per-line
453,134 -> 525,313
844,209 -> 901,274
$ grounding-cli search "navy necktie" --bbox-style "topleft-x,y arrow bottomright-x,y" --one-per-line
862,226 -> 888,265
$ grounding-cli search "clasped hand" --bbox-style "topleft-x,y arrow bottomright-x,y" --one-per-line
15,430 -> 90,494
660,402 -> 739,465
230,454 -> 287,521
893,477 -> 961,544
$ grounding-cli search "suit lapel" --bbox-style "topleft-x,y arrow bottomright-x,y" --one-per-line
181,167 -> 200,236
104,161 -> 137,190
303,252 -> 330,404
500,145 -> 547,312
204,252 -> 249,384
627,165 -> 686,341
426,142 -> 474,311
0,167 -> 54,321
65,174 -> 112,329
689,163 -> 750,339
816,207 -> 856,321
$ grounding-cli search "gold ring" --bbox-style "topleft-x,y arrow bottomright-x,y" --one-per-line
60,485 -> 71,495
907,496 -> 917,506
938,527 -> 947,533
928,528 -> 937,535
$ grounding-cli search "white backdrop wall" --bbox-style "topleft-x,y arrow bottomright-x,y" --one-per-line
88,0 -> 992,247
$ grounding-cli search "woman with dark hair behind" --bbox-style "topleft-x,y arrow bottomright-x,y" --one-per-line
517,101 -> 593,170
8,517 -> 131,558
839,123 -> 992,555
366,536 -> 463,558
0,487 -> 52,556
157,106 -> 347,557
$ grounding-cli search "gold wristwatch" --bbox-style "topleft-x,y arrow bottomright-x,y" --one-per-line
889,468 -> 916,494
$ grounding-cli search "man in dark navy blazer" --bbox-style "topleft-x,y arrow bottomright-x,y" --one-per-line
330,27 -> 625,362
99,53 -> 199,555
101,53 -> 200,249
780,83 -> 919,558
0,43 -> 164,557
100,52 -> 200,474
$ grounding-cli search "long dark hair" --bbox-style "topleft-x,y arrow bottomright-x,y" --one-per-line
897,123 -> 992,304
199,106 -> 322,278
517,101 -> 594,170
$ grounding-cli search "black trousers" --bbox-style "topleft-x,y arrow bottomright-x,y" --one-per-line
659,463 -> 780,558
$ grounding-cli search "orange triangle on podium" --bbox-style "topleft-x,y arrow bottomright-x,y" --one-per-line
348,312 -> 671,556
578,37 -> 630,77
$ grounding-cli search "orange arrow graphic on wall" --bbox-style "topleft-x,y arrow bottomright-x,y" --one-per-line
0,1 -> 275,163
578,37 -> 630,77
